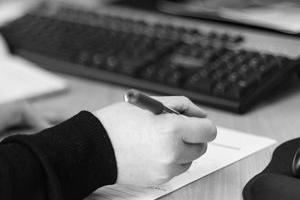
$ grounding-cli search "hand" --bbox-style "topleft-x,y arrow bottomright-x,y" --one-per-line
95,96 -> 217,187
0,101 -> 63,135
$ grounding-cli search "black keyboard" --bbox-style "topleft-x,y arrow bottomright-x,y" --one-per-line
1,3 -> 300,113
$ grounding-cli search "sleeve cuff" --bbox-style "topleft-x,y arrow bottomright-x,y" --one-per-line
2,111 -> 117,200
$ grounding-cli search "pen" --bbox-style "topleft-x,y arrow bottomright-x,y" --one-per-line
124,89 -> 180,115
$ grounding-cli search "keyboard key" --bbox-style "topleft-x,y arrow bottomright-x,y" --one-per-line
120,60 -> 145,76
213,82 -> 228,97
106,56 -> 120,71
226,75 -> 259,100
166,70 -> 183,87
140,65 -> 158,80
78,51 -> 92,65
185,70 -> 212,93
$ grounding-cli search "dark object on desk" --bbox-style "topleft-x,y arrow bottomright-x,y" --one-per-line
292,146 -> 300,177
1,3 -> 300,113
243,138 -> 300,200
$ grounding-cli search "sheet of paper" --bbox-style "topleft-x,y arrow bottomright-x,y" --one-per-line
0,1 -> 38,26
0,49 -> 67,104
90,127 -> 276,200
158,1 -> 300,34
221,3 -> 300,34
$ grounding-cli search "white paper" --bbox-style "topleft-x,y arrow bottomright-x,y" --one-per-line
0,35 -> 67,104
0,1 -> 39,26
221,3 -> 300,34
158,1 -> 300,34
90,127 -> 276,200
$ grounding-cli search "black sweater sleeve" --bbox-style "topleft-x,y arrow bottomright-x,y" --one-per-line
0,111 -> 118,200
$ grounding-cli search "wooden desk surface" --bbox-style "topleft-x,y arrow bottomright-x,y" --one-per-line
31,73 -> 300,200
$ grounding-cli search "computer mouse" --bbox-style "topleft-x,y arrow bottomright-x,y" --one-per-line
244,138 -> 300,200
292,146 -> 300,178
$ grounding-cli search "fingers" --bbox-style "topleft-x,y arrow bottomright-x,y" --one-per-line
177,143 -> 207,164
158,143 -> 207,183
179,117 -> 217,144
21,103 -> 51,130
169,162 -> 193,178
152,96 -> 207,118
43,112 -> 68,126
0,34 -> 9,57
0,102 -> 51,133
161,136 -> 209,182
0,102 -> 31,132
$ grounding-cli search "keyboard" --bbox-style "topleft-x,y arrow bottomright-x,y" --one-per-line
1,3 -> 300,113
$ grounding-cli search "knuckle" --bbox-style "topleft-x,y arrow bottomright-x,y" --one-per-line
200,143 -> 208,155
180,96 -> 191,104
193,144 -> 207,160
203,119 -> 217,141
209,122 -> 217,141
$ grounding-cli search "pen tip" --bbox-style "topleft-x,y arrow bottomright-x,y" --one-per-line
124,89 -> 139,103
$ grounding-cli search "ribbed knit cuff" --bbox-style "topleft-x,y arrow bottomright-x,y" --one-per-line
3,111 -> 117,200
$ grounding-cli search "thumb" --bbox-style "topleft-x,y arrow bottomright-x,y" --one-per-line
152,96 -> 207,118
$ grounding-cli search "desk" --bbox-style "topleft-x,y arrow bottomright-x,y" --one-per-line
1,1 -> 300,199
30,73 -> 300,200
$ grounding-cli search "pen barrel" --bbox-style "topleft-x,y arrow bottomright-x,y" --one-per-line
125,90 -> 164,114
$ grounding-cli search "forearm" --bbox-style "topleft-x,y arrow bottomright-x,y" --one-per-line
0,111 -> 117,200
0,143 -> 46,199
